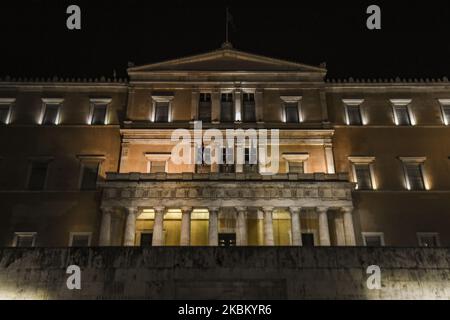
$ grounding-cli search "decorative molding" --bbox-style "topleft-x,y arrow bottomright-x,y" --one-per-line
348,156 -> 375,163
280,96 -> 302,103
399,156 -> 426,163
389,99 -> 412,106
342,99 -> 364,105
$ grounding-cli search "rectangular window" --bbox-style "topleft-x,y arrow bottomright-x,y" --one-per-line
346,105 -> 362,125
14,232 -> 36,247
220,93 -> 234,122
155,102 -> 169,122
285,103 -> 299,123
417,233 -> 440,247
362,233 -> 384,247
198,93 -> 212,122
243,147 -> 258,173
354,163 -> 373,190
195,146 -> 211,173
69,233 -> 91,247
441,105 -> 450,125
42,104 -> 60,125
0,105 -> 11,124
393,105 -> 411,125
150,161 -> 166,173
219,147 -> 234,173
91,104 -> 107,125
243,93 -> 256,122
404,162 -> 425,190
288,161 -> 304,173
80,162 -> 100,190
28,161 -> 49,190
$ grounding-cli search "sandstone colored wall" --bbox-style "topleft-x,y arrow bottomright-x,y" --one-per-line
0,247 -> 449,300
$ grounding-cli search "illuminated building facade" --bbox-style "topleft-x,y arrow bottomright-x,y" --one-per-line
1,45 -> 449,248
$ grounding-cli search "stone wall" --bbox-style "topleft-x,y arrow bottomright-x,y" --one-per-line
0,247 -> 449,299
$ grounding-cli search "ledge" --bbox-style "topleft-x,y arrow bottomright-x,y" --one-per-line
104,172 -> 350,182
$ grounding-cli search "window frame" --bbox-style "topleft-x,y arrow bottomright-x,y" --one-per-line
362,232 -> 385,247
390,99 -> 414,126
89,98 -> 111,125
198,92 -> 212,122
77,155 -> 105,190
144,153 -> 170,173
69,232 -> 92,247
26,157 -> 52,190
342,99 -> 364,125
220,91 -> 235,123
40,98 -> 63,125
151,95 -> 174,123
13,232 -> 37,247
438,99 -> 450,125
282,153 -> 309,174
242,92 -> 256,123
399,156 -> 427,190
281,96 -> 302,123
348,156 -> 376,190
0,98 -> 15,124
416,232 -> 440,247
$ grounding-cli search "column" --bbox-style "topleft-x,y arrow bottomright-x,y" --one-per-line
334,213 -> 346,246
262,206 -> 274,246
152,206 -> 165,246
234,89 -> 242,122
208,207 -> 219,246
123,207 -> 138,246
289,207 -> 302,246
180,207 -> 192,246
342,206 -> 356,246
235,207 -> 247,246
317,206 -> 331,246
324,143 -> 335,174
99,207 -> 112,246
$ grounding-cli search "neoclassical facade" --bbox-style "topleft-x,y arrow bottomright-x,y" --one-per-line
1,44 -> 450,248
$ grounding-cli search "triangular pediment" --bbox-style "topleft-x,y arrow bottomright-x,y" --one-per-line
128,47 -> 326,73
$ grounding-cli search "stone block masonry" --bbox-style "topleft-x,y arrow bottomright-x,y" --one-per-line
0,247 -> 449,299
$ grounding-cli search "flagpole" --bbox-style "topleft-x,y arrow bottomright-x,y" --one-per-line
225,7 -> 229,43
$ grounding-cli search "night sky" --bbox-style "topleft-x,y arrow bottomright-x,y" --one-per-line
1,0 -> 450,79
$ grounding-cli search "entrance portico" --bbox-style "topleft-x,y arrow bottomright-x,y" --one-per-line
98,172 -> 356,246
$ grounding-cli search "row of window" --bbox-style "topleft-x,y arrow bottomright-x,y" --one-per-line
344,98 -> 450,126
7,153 -> 439,191
4,96 -> 450,126
11,231 -> 441,247
363,232 -> 440,248
26,158 -> 101,191
0,98 -> 110,125
351,156 -> 428,190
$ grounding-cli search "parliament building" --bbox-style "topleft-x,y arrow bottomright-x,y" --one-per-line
1,44 -> 450,249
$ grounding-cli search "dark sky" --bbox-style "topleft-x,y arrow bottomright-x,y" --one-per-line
1,0 -> 450,79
